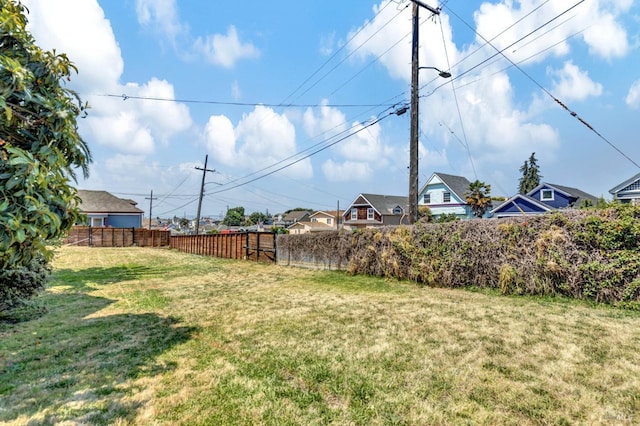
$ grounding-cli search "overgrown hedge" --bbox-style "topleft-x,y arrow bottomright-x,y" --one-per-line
278,205 -> 640,307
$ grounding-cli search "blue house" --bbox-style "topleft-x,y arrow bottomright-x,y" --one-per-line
418,172 -> 475,219
491,183 -> 597,218
77,190 -> 144,228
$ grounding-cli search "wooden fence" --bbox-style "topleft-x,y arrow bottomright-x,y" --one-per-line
65,227 -> 170,247
170,232 -> 276,263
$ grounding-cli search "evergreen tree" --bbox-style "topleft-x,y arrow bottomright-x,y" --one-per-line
518,152 -> 542,194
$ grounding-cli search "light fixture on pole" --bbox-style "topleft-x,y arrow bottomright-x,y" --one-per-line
408,0 -> 451,224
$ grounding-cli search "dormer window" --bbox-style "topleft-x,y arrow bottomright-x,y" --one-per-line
393,206 -> 403,215
541,189 -> 554,201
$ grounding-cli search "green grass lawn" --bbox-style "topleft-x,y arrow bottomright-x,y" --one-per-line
1,246 -> 639,425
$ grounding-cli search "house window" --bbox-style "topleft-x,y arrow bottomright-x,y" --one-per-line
424,193 -> 431,204
327,218 -> 332,225
91,217 -> 104,227
311,218 -> 317,222
443,192 -> 451,203
541,189 -> 554,201
393,206 -> 403,215
367,208 -> 375,220
351,208 -> 357,220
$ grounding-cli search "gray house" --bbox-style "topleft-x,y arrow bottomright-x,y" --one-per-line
77,190 -> 144,228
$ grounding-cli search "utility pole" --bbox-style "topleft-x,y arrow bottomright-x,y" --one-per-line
195,154 -> 216,235
409,0 -> 440,224
146,190 -> 157,230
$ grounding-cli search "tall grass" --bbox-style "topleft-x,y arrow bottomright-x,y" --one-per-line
1,246 -> 639,424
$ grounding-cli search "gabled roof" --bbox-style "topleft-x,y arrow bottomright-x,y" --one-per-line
491,193 -> 553,216
283,210 -> 311,222
529,183 -> 597,206
609,172 -> 640,194
420,172 -> 472,200
349,193 -> 408,216
309,210 -> 338,219
77,190 -> 144,214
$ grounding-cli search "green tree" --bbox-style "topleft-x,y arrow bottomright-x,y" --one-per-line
223,207 -> 245,226
518,152 -> 542,194
1,3 -> 90,272
465,180 -> 492,218
247,211 -> 270,225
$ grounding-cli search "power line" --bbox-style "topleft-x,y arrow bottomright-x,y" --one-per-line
278,0 -> 394,106
291,1 -> 410,103
95,93 -> 397,108
444,2 -> 640,170
206,107 -> 402,195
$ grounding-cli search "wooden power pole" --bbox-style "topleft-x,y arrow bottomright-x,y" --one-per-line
195,155 -> 216,235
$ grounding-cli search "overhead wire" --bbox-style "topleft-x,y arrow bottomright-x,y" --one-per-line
438,13 -> 477,180
206,107 -> 401,196
95,93 -> 396,108
290,1 -> 411,103
443,2 -> 640,170
278,0 -> 395,106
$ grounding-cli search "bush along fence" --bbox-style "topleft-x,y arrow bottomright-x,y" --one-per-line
276,205 -> 640,308
64,227 -> 170,247
170,232 -> 276,263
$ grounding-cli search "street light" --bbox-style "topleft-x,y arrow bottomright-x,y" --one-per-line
408,0 -> 451,224
419,66 -> 451,79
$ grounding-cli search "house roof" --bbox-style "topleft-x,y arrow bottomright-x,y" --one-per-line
77,190 -> 144,214
531,183 -> 598,206
282,210 -> 311,222
421,172 -> 472,200
310,210 -> 340,219
354,194 -> 408,215
609,172 -> 640,195
491,193 -> 553,216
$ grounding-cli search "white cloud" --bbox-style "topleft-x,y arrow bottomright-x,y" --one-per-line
626,80 -> 640,109
204,106 -> 312,179
194,26 -> 260,68
24,0 -> 193,158
303,101 -> 348,139
87,112 -> 154,155
136,0 -> 185,41
322,160 -> 373,182
550,61 -> 602,102
23,0 -> 123,92
473,0 -> 631,64
205,115 -> 236,164
582,13 -> 629,60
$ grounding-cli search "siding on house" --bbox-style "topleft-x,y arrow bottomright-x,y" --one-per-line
77,190 -> 144,228
418,172 -> 473,218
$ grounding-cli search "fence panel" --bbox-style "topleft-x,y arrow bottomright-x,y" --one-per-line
169,232 -> 276,263
64,227 -> 170,247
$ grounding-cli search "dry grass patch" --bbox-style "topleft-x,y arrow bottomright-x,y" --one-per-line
1,246 -> 639,424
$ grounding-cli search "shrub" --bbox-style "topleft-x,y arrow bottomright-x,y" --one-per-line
0,255 -> 51,312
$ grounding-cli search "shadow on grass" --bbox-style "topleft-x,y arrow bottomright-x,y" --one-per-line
0,288 -> 196,424
53,265 -> 170,292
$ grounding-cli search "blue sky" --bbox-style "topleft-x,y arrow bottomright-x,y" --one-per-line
23,0 -> 640,218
